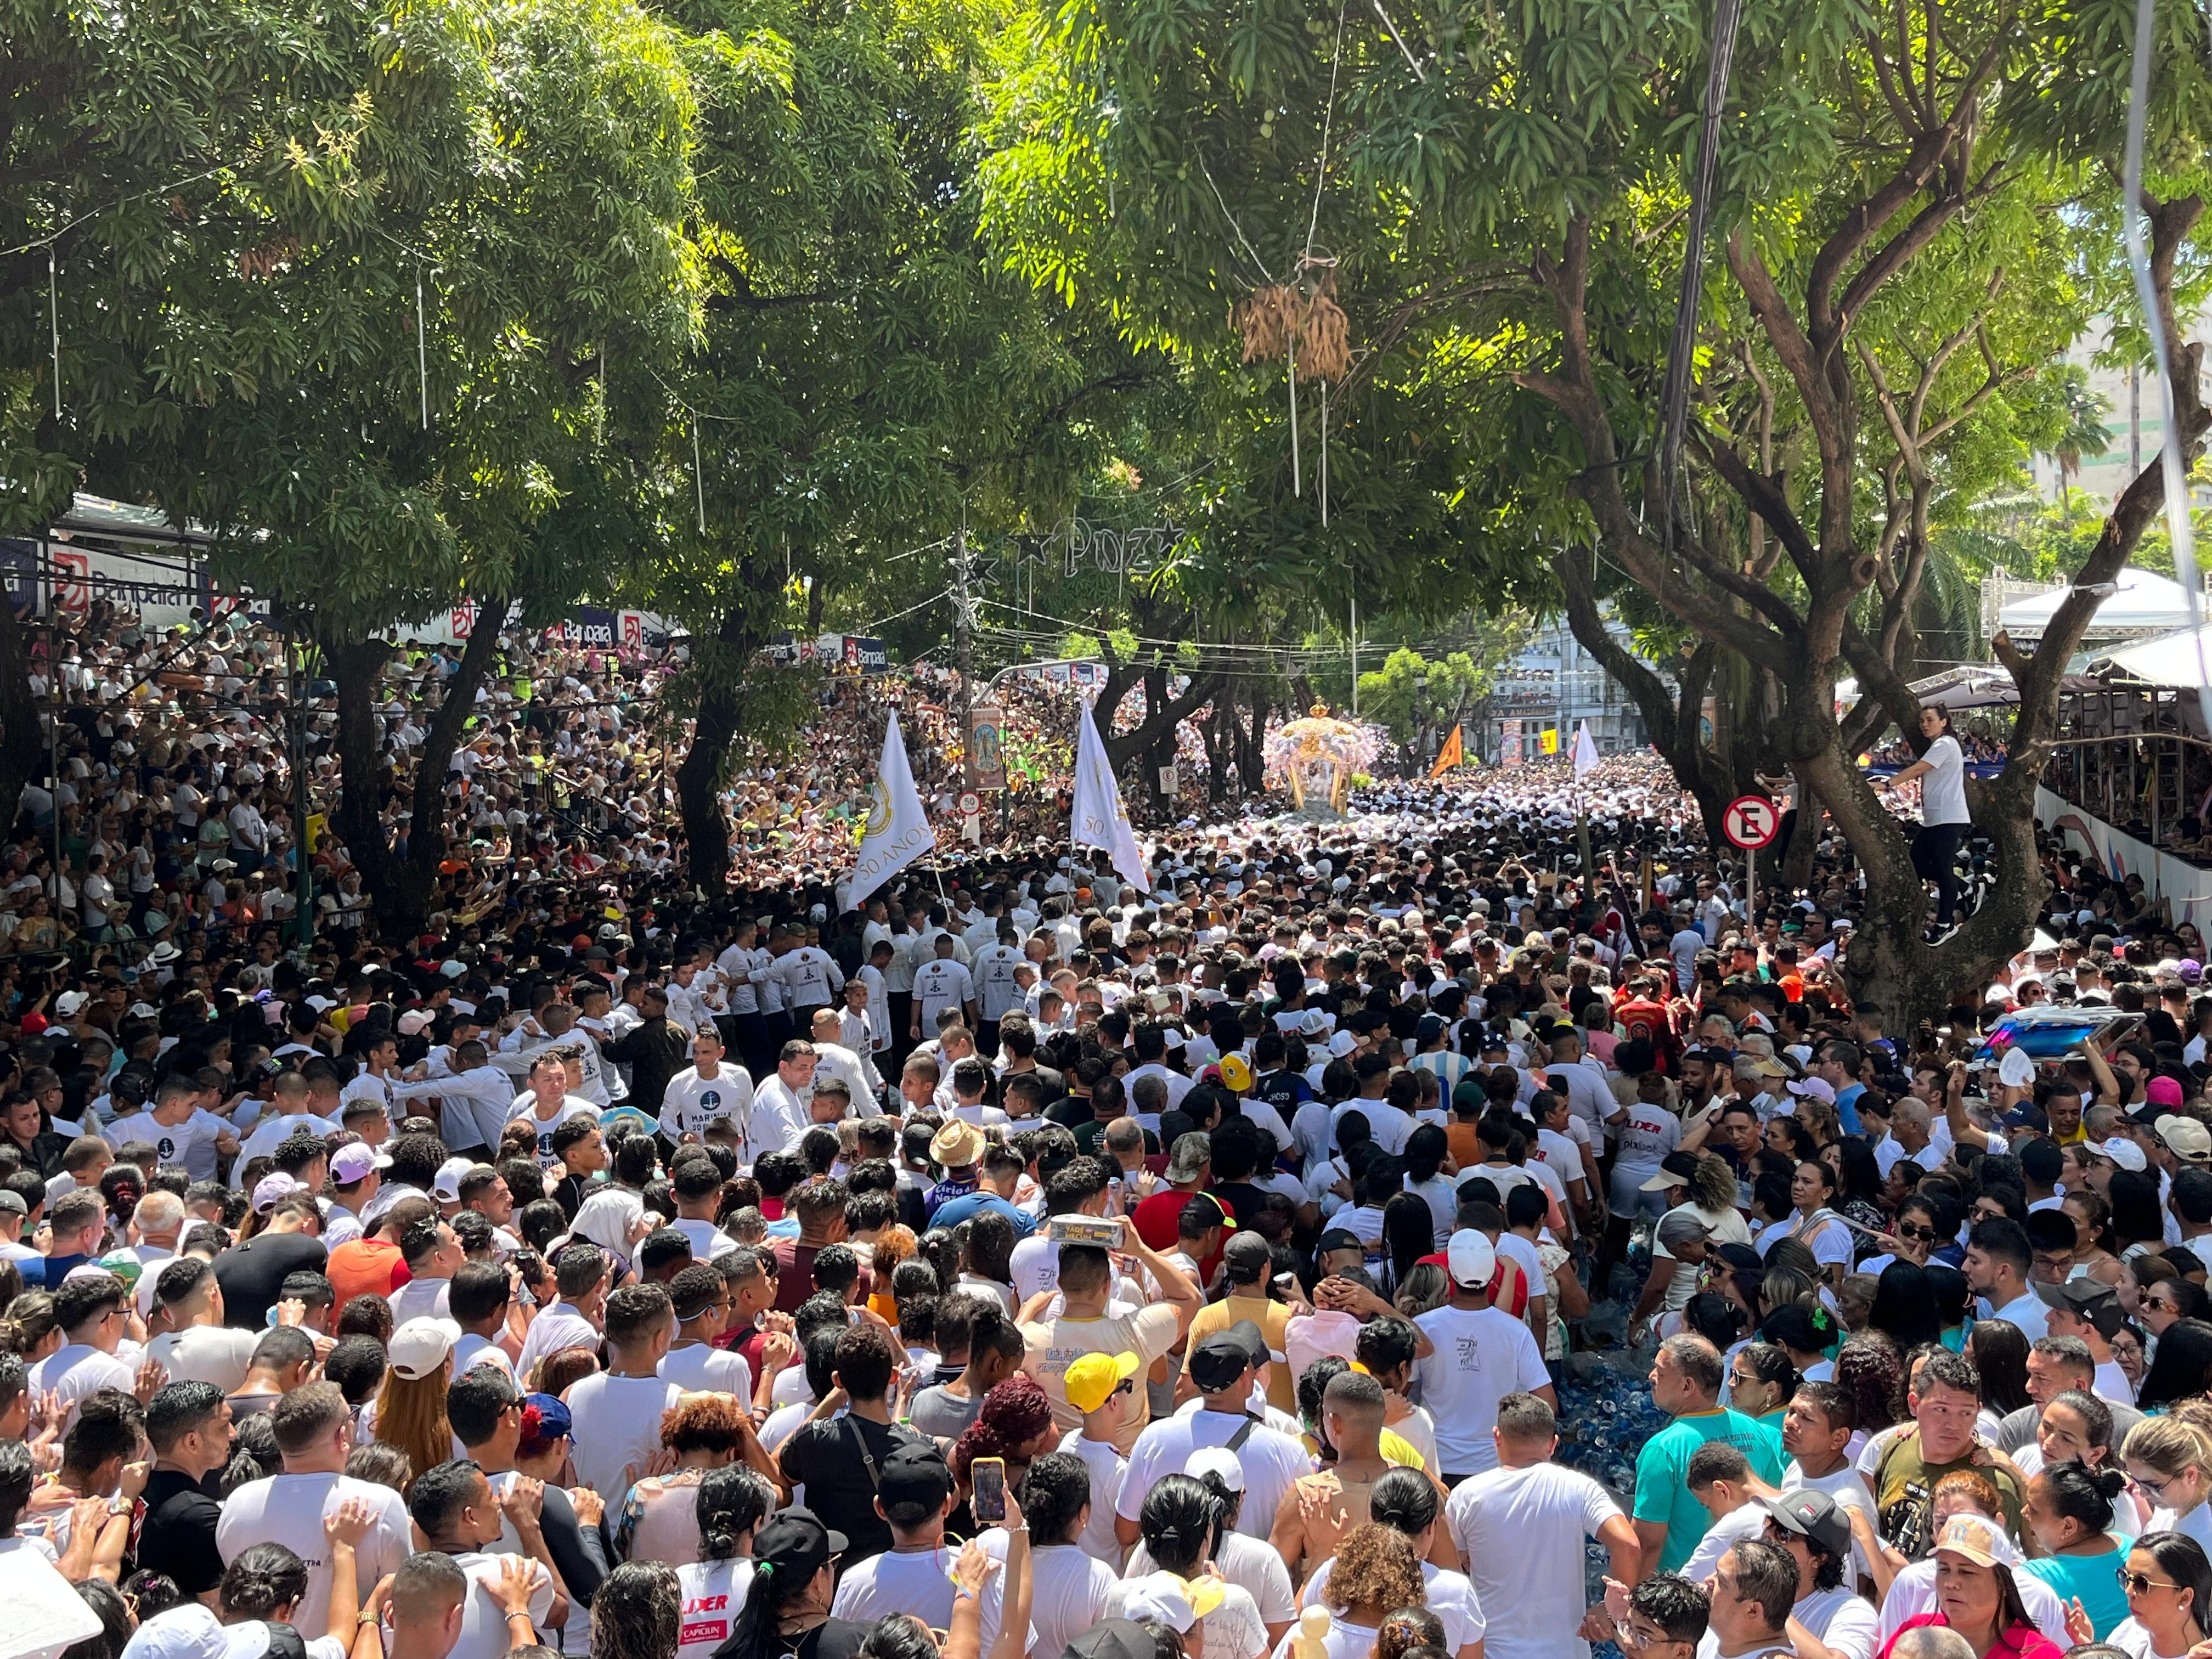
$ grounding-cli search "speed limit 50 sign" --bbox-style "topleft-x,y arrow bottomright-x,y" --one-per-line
1723,795 -> 1782,850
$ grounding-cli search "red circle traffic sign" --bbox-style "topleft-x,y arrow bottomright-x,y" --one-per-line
1723,794 -> 1781,850
957,791 -> 981,816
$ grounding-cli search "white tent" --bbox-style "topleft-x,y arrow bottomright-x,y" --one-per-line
2092,623 -> 2212,689
1998,567 -> 2199,639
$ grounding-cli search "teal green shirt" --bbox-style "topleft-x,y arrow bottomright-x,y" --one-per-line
2022,1544 -> 2129,1639
1632,1408 -> 1787,1573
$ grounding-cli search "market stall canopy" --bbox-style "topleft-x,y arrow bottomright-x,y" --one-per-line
2091,623 -> 2212,689
1998,567 -> 2199,639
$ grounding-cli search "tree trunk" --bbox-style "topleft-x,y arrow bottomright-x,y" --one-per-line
677,604 -> 769,896
1556,554 -> 1759,854
321,634 -> 424,933
1104,665 -> 1222,819
0,591 -> 46,841
1236,697 -> 1268,792
393,598 -> 509,935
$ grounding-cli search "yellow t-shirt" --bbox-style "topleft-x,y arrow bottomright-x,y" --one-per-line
1184,1293 -> 1296,1415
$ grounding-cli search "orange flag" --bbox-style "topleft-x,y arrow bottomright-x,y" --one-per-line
1427,724 -> 1465,780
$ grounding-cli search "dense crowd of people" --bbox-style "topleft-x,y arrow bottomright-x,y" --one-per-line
7,598 -> 2212,1659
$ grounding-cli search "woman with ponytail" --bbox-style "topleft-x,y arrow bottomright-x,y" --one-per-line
691,1508 -> 866,1659
671,1466 -> 776,1659
1110,1475 -> 1269,1659
2023,1459 -> 2131,1639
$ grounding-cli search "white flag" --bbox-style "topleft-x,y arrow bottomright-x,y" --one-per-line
1572,719 -> 1600,780
1071,697 -> 1150,894
843,714 -> 937,911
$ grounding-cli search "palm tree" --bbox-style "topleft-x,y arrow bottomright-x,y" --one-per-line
2049,364 -> 2115,516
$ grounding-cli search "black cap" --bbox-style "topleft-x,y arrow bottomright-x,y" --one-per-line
877,1441 -> 954,1521
1188,1318 -> 1267,1392
1062,1622 -> 1165,1659
753,1508 -> 848,1582
1222,1232 -> 1274,1279
1317,1228 -> 1363,1256
2032,1276 -> 2128,1337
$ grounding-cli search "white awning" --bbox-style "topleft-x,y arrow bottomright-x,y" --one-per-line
1999,568 -> 2200,637
2092,624 -> 2212,689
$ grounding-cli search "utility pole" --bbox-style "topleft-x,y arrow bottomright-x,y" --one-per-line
1349,595 -> 1359,715
954,527 -> 973,791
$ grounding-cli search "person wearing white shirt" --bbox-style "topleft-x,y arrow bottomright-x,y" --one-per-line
215,1382 -> 415,1638
33,1275 -> 140,1429
106,1076 -> 239,1184
804,1013 -> 884,1114
972,931 -> 1028,1044
407,1459 -> 562,1659
390,1046 -> 516,1159
1965,1221 -> 2050,1340
846,966 -> 891,1055
1414,1232 -> 1556,1480
563,1284 -> 685,1502
911,944 -> 977,1041
769,941 -> 845,1023
660,1026 -> 756,1143
657,1265 -> 758,1399
746,1046 -> 817,1163
1447,1391 -> 1637,1659
828,1443 -> 1023,1657
1888,704 -> 1974,930
504,1058 -> 601,1167
664,961 -> 716,1037
978,1468 -> 1113,1659
1113,1323 -> 1311,1546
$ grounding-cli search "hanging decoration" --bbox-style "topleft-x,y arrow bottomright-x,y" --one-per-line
1233,261 -> 1350,499
692,413 -> 706,533
415,265 -> 431,430
48,251 -> 60,420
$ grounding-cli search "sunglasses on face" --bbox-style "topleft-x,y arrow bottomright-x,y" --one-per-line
2148,1296 -> 2181,1314
1899,1224 -> 1937,1241
2120,1570 -> 2186,1594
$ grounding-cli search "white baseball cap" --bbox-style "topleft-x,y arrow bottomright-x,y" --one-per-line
2094,1137 -> 2148,1172
328,1143 -> 390,1184
1446,1228 -> 1496,1289
1187,1446 -> 1246,1492
388,1317 -> 462,1381
432,1156 -> 476,1204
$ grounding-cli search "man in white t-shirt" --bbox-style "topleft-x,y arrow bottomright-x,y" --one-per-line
829,1441 -> 1020,1654
563,1283 -> 683,1500
106,1075 -> 239,1185
1411,1230 -> 1555,1481
1758,1491 -> 1883,1659
1446,1391 -> 1637,1659
33,1273 -> 140,1429
215,1382 -> 415,1636
1114,1321 -> 1311,1544
659,1025 -> 754,1143
405,1457 -> 562,1658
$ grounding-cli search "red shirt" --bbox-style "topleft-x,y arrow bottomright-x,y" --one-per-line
1879,1613 -> 2061,1659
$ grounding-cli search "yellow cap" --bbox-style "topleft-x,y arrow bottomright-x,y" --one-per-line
1219,1054 -> 1253,1093
1064,1349 -> 1143,1415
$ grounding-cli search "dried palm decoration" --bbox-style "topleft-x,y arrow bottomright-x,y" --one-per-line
1233,262 -> 1348,381
1233,257 -> 1348,514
